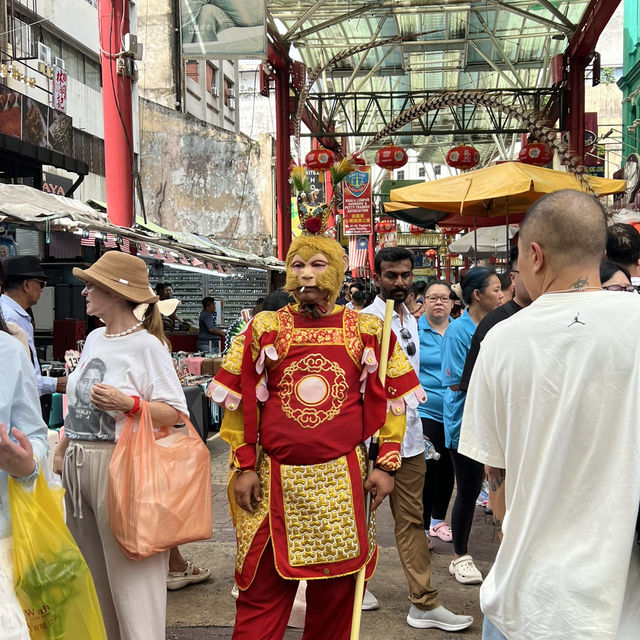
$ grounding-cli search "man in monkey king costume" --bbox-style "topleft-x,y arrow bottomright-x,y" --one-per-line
209,219 -> 425,640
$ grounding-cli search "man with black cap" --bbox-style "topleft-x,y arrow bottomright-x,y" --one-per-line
0,256 -> 67,396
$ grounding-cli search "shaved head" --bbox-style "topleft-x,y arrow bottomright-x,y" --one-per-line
519,190 -> 607,269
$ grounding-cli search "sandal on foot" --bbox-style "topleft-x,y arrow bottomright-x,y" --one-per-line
449,555 -> 483,585
167,560 -> 211,590
429,522 -> 453,542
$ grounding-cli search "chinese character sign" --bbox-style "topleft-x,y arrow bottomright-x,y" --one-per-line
53,67 -> 68,113
343,166 -> 372,235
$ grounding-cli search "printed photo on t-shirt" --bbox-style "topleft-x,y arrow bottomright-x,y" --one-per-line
65,356 -> 116,440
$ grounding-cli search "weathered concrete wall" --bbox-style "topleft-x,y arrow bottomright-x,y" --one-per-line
136,0 -> 177,110
139,98 -> 274,256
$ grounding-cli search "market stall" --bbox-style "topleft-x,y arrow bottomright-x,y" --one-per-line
0,183 -> 284,439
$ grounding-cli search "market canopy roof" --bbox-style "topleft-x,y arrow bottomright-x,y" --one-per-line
389,162 -> 626,219
269,0 -> 594,160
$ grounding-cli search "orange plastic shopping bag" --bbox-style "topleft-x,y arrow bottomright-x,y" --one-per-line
8,467 -> 107,640
108,401 -> 213,560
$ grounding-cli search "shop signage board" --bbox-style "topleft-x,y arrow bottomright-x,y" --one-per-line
343,166 -> 372,235
180,0 -> 267,58
0,87 -> 72,155
53,66 -> 68,113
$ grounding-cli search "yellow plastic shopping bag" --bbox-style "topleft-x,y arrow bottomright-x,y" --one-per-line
8,466 -> 107,640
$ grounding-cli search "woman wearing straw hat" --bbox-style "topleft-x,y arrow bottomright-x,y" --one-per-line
53,251 -> 189,640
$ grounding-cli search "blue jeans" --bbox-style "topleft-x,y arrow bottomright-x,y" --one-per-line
483,617 -> 508,640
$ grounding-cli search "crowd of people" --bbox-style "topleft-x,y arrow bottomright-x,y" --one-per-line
1,188 -> 639,639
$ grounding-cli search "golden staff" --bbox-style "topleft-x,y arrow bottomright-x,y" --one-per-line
350,298 -> 394,640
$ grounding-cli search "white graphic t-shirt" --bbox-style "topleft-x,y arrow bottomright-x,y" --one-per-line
64,327 -> 188,441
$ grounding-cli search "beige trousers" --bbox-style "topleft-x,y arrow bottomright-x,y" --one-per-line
63,441 -> 169,640
388,453 -> 440,610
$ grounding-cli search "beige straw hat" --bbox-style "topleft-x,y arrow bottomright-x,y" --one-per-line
73,251 -> 159,304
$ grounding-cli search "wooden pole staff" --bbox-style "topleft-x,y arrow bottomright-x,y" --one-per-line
350,298 -> 394,640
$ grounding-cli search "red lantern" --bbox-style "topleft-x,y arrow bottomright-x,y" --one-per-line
305,148 -> 336,172
375,145 -> 408,171
425,249 -> 437,259
375,220 -> 393,233
409,225 -> 423,235
519,142 -> 553,166
446,145 -> 480,170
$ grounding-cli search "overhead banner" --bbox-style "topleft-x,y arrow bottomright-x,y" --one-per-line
180,0 -> 267,58
343,166 -> 373,236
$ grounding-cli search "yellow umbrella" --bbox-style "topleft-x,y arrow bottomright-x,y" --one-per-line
390,162 -> 626,218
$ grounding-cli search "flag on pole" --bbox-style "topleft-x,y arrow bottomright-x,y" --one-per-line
179,255 -> 190,265
165,251 -> 177,263
80,229 -> 96,246
138,244 -> 151,257
349,235 -> 369,269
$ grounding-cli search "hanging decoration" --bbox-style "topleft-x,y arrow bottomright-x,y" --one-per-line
518,142 -> 553,166
374,220 -> 394,234
446,145 -> 480,170
409,225 -> 424,235
425,249 -> 438,259
305,148 -> 337,172
374,145 -> 408,171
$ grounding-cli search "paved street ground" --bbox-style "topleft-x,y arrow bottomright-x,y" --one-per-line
167,435 -> 499,639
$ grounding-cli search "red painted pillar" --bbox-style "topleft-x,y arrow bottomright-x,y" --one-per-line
98,0 -> 134,227
568,61 -> 586,164
274,62 -> 292,260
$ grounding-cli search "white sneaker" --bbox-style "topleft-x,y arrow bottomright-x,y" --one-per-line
362,588 -> 379,611
449,555 -> 483,585
407,604 -> 473,631
231,584 -> 239,598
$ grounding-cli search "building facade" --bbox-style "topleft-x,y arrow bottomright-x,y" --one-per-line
0,0 -> 107,200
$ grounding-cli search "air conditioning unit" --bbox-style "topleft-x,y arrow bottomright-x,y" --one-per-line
210,85 -> 218,97
37,42 -> 51,65
52,56 -> 65,70
227,88 -> 235,100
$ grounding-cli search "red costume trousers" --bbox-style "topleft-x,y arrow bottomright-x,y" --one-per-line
233,542 -> 357,640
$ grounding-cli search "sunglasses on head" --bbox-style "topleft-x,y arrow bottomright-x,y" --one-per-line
399,327 -> 416,357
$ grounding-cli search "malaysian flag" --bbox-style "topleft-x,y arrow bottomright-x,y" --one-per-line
349,235 -> 369,269
104,233 -> 118,248
206,261 -> 214,271
138,243 -> 151,257
192,258 -> 204,267
179,255 -> 190,265
165,251 -> 177,263
118,236 -> 130,253
80,229 -> 96,246
216,263 -> 224,274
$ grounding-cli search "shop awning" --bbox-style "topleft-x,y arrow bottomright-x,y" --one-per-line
0,184 -> 284,271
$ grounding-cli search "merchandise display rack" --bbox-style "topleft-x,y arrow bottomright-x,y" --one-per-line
151,266 -> 268,327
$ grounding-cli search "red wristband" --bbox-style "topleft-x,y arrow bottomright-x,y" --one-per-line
126,395 -> 141,416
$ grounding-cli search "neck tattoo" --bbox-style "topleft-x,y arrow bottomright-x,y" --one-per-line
104,320 -> 143,338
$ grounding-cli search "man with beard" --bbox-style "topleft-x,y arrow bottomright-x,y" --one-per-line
209,231 -> 430,639
363,247 -> 472,632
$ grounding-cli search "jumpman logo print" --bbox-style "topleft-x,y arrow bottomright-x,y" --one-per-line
568,313 -> 585,327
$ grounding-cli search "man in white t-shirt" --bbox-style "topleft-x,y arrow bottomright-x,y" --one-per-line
459,189 -> 640,640
365,247 -> 472,632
